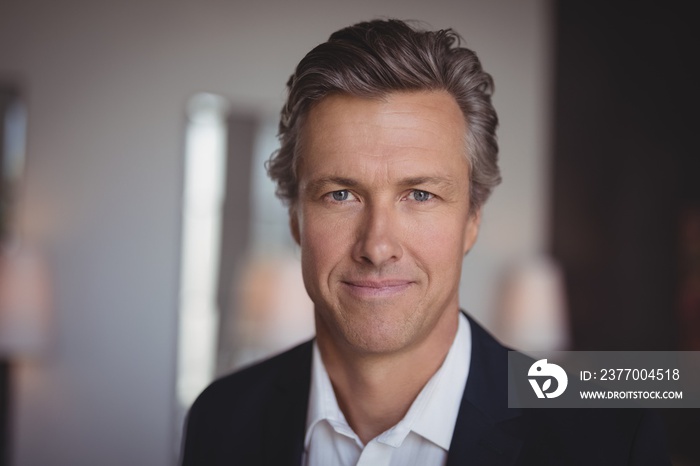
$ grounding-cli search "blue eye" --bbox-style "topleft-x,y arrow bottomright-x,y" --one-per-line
331,190 -> 350,201
411,190 -> 432,202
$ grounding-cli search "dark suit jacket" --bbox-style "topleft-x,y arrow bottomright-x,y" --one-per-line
181,314 -> 671,465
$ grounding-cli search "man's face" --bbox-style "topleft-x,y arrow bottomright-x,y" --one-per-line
292,91 -> 480,357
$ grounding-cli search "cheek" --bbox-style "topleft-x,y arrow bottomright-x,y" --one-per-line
299,214 -> 353,276
409,216 -> 467,267
411,221 -> 464,285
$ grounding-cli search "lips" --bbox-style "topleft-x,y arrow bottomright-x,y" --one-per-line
340,279 -> 414,298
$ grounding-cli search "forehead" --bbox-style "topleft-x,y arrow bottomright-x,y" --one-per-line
298,91 -> 469,182
304,91 -> 465,148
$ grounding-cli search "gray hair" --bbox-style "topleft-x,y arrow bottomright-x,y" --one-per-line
267,19 -> 501,213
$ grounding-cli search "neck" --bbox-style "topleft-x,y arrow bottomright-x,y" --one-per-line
316,310 -> 459,444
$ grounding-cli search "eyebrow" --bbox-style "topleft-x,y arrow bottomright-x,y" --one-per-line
304,175 -> 458,195
305,176 -> 357,191
396,176 -> 458,189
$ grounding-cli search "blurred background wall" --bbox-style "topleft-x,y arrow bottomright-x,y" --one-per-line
0,1 -> 552,465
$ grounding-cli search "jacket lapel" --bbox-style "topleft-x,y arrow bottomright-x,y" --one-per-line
262,340 -> 313,466
446,314 -> 524,466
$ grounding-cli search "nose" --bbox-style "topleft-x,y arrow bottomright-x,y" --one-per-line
352,202 -> 403,267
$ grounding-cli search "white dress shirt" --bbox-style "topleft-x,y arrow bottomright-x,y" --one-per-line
303,313 -> 472,466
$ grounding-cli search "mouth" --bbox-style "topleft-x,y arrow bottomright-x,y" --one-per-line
340,279 -> 414,298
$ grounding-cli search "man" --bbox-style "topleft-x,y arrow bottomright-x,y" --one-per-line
181,19 -> 670,465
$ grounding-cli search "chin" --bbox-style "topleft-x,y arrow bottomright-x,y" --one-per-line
337,315 -> 419,355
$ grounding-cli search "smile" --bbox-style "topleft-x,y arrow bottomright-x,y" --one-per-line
340,279 -> 414,298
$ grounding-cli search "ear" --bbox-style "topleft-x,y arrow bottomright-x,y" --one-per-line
463,209 -> 481,255
289,205 -> 301,246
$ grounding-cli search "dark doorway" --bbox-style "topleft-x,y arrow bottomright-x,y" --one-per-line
551,2 -> 699,462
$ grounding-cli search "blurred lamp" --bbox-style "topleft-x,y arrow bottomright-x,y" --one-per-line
496,255 -> 570,353
0,241 -> 51,357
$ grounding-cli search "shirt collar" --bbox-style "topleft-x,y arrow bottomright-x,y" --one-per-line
410,312 -> 471,449
304,312 -> 471,451
305,341 -> 360,448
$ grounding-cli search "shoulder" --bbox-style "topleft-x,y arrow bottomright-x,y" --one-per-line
509,406 -> 670,464
180,340 -> 313,465
193,340 -> 312,409
461,313 -> 671,464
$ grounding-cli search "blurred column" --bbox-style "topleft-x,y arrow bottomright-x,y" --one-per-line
176,93 -> 230,412
0,86 -> 52,466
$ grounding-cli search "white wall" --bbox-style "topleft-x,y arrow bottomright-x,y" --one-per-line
0,0 -> 551,464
